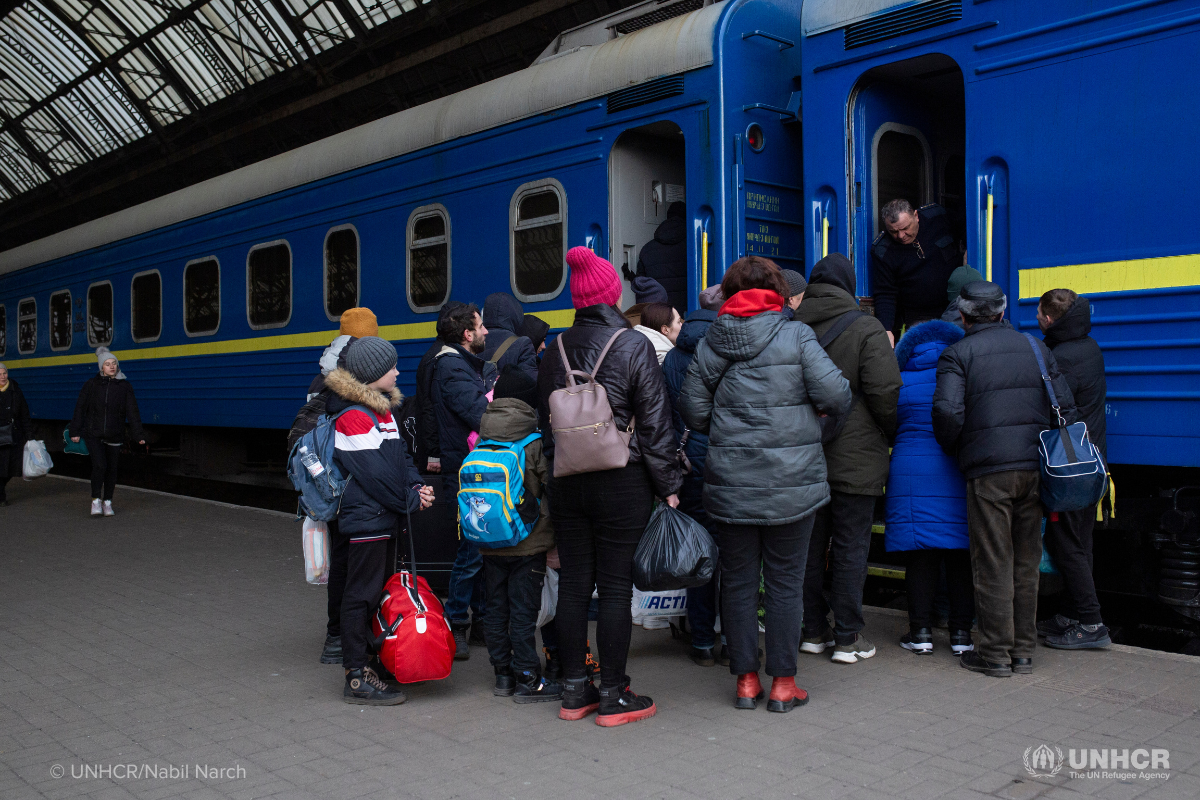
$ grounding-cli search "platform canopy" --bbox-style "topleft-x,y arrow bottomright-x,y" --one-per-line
0,0 -> 440,202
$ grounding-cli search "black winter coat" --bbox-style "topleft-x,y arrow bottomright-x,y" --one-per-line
69,374 -> 144,442
662,310 -> 716,499
537,303 -> 682,499
1043,297 -> 1106,458
871,203 -> 960,334
680,308 -> 852,525
636,213 -> 687,312
0,378 -> 32,445
415,339 -> 443,467
481,293 -> 538,381
432,343 -> 497,472
933,320 -> 1077,479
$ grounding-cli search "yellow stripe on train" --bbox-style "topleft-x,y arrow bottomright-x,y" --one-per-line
0,308 -> 576,369
1019,253 -> 1200,299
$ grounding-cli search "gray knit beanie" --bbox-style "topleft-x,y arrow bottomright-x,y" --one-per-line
345,336 -> 397,384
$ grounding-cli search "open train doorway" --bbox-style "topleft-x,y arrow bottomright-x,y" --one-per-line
609,121 -> 687,312
849,54 -> 966,302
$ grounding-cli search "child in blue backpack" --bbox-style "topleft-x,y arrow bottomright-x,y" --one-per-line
472,365 -> 561,703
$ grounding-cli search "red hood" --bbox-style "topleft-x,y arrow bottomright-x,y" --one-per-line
719,289 -> 784,317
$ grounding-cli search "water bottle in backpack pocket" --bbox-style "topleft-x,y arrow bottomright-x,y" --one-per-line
287,405 -> 378,521
457,433 -> 541,548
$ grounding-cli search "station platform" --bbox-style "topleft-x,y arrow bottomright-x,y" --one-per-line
2,477 -> 1199,800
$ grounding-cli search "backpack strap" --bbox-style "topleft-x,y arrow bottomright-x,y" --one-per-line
557,328 -> 624,388
1023,332 -> 1077,461
817,310 -> 868,350
487,335 -> 519,366
331,404 -> 380,428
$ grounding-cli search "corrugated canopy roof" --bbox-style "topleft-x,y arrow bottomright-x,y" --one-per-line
0,0 -> 432,203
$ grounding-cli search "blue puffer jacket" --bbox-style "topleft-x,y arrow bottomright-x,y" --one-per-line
662,310 -> 717,503
885,320 -> 969,552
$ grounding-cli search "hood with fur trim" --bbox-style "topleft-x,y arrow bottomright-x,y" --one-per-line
323,367 -> 402,416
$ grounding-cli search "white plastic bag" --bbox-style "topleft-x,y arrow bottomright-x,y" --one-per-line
632,587 -> 687,619
536,567 -> 559,629
302,517 -> 330,585
22,440 -> 52,479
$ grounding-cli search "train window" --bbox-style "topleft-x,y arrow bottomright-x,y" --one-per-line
510,179 -> 567,301
325,226 -> 359,320
131,270 -> 162,343
407,205 -> 450,312
184,258 -> 220,336
87,282 -> 114,347
48,290 -> 72,351
247,242 -> 292,329
0,304 -> 5,356
18,298 -> 35,354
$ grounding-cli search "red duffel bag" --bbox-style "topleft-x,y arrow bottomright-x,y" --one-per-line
372,570 -> 455,683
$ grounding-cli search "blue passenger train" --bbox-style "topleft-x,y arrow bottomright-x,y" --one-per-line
1,0 -> 1198,616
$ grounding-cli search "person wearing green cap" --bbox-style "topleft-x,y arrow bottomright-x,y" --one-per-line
941,266 -> 984,329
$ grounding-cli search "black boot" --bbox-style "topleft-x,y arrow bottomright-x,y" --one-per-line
320,634 -> 342,664
558,676 -> 600,721
596,679 -> 656,727
494,665 -> 516,697
690,646 -> 716,667
514,670 -> 563,704
344,667 -> 406,705
543,648 -> 562,680
451,623 -> 470,660
469,621 -> 487,647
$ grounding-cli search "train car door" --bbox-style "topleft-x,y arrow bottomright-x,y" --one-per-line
848,54 -> 965,296
609,122 -> 687,312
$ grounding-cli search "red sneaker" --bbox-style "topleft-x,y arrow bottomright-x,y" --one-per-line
735,673 -> 764,710
767,676 -> 809,713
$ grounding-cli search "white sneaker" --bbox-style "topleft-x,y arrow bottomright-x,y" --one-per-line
103,500 -> 114,517
831,634 -> 877,664
642,617 -> 670,630
90,499 -> 102,516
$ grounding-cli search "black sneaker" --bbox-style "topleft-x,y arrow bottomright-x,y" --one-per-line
469,621 -> 487,647
344,667 -> 406,705
596,680 -> 656,727
1011,657 -> 1033,675
514,670 -> 563,704
1045,623 -> 1111,650
320,634 -> 342,664
1037,614 -> 1078,638
900,628 -> 933,655
950,630 -> 974,655
543,648 -> 562,680
451,624 -> 470,660
559,677 -> 600,721
494,665 -> 516,697
690,646 -> 717,667
959,651 -> 1012,678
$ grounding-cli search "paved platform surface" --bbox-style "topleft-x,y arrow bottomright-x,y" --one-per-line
2,477 -> 1200,800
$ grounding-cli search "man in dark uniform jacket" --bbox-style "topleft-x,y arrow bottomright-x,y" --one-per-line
872,199 -> 961,345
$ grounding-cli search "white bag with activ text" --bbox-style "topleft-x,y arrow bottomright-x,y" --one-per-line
536,567 -> 559,629
632,587 -> 687,619
22,440 -> 52,479
302,517 -> 330,585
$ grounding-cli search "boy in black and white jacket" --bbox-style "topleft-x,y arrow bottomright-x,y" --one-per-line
324,336 -> 434,705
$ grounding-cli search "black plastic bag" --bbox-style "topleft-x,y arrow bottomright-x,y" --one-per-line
633,504 -> 719,592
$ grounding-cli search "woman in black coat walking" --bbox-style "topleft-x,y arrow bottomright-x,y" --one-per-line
69,347 -> 145,516
0,363 -> 33,506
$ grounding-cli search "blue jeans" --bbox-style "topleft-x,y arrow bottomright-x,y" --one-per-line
445,536 -> 484,625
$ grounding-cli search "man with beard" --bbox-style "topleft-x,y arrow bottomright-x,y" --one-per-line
432,302 -> 499,659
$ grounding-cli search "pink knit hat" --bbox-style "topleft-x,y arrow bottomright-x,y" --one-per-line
566,246 -> 623,309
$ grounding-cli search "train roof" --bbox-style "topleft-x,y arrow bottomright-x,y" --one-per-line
802,0 -> 913,36
0,0 -> 726,277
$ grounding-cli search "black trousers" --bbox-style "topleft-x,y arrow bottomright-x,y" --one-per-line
904,549 -> 975,631
326,520 -> 348,637
803,491 -> 876,645
0,443 -> 20,500
83,438 -> 121,501
716,515 -> 814,677
550,463 -> 654,687
483,553 -> 547,673
1044,508 -> 1103,625
340,537 -> 389,670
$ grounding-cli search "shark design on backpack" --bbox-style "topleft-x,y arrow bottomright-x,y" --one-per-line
457,433 -> 541,548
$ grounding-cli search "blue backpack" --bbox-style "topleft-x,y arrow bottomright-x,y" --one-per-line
457,433 -> 542,548
287,405 -> 378,521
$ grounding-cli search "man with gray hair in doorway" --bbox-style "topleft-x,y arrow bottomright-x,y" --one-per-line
872,199 -> 963,346
933,281 -> 1077,679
